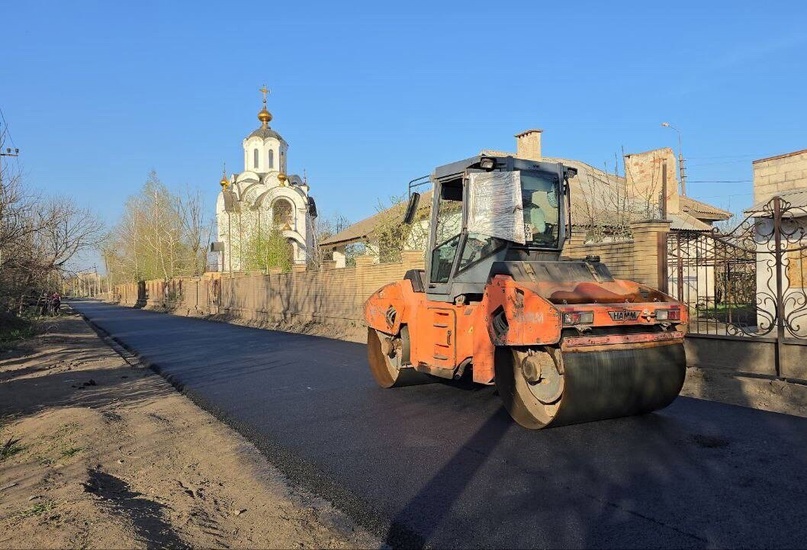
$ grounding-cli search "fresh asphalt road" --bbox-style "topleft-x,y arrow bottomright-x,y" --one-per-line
72,300 -> 807,549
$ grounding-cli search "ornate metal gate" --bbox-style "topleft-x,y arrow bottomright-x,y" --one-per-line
668,196 -> 807,378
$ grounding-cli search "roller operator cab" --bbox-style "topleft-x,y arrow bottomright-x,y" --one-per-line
364,155 -> 688,429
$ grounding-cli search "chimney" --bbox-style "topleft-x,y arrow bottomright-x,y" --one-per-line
515,129 -> 543,161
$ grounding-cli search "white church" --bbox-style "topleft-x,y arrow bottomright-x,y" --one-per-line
215,87 -> 317,272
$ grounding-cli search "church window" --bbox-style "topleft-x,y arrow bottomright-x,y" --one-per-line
273,199 -> 293,229
268,149 -> 274,169
253,148 -> 259,169
286,240 -> 295,262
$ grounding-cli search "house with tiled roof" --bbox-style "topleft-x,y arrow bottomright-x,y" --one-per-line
681,195 -> 733,224
320,130 -> 730,266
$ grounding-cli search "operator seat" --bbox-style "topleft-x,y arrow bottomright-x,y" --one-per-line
528,191 -> 547,234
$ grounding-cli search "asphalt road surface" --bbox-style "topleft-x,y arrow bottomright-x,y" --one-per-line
72,301 -> 807,549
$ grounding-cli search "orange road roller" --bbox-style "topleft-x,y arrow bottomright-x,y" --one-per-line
364,155 -> 687,429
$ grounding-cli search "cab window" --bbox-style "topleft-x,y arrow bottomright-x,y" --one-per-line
430,182 -> 463,283
521,172 -> 560,247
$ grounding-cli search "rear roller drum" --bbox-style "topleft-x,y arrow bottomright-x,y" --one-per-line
367,327 -> 432,388
495,343 -> 686,429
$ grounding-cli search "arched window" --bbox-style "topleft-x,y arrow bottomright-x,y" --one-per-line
272,199 -> 293,229
268,149 -> 274,169
285,239 -> 295,263
253,148 -> 259,169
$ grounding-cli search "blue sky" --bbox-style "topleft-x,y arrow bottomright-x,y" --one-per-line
2,0 -> 806,262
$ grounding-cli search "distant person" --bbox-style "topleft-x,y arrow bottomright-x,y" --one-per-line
51,292 -> 61,315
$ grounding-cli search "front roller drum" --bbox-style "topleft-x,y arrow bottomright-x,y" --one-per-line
495,343 -> 686,429
367,327 -> 432,388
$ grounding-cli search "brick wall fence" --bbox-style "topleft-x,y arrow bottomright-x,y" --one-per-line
111,221 -> 669,338
564,220 -> 670,290
113,250 -> 427,340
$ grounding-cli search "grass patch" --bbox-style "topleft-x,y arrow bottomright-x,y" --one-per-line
60,446 -> 82,458
0,313 -> 37,351
695,304 -> 757,325
21,501 -> 54,518
1,437 -> 24,461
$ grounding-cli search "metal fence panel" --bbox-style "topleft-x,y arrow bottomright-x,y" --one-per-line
668,196 -> 807,378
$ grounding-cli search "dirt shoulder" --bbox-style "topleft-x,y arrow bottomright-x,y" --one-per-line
0,310 -> 381,549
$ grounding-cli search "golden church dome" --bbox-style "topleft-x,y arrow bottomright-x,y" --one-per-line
258,107 -> 273,125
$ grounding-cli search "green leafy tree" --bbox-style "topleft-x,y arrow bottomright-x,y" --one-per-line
371,195 -> 430,263
243,228 -> 293,273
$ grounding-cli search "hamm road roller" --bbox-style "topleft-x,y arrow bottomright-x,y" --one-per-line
363,155 -> 687,429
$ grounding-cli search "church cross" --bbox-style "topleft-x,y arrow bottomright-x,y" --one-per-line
260,85 -> 270,104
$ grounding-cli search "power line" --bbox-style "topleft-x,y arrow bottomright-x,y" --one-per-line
687,159 -> 756,167
688,179 -> 752,184
687,154 -> 760,160
695,192 -> 754,199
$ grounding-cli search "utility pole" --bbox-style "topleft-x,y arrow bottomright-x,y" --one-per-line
0,146 -> 21,188
103,251 -> 111,298
0,138 -> 20,278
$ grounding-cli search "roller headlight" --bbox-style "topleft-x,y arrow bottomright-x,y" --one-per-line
563,311 -> 594,326
655,308 -> 681,321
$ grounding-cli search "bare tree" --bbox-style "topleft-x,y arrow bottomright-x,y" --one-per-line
141,172 -> 181,280
575,157 -> 664,243
175,184 -> 210,276
308,211 -> 351,269
37,197 -> 105,270
0,165 -> 104,312
106,171 -> 211,284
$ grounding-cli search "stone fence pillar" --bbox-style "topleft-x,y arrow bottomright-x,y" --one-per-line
630,220 -> 671,290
